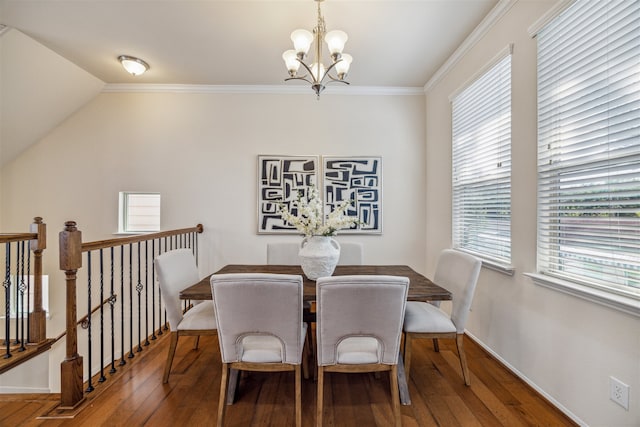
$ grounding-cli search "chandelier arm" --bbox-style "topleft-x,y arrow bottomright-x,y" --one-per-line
317,59 -> 342,85
285,76 -> 314,84
324,75 -> 350,85
296,60 -> 319,84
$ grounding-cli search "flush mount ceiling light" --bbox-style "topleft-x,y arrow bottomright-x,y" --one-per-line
118,55 -> 149,76
282,0 -> 352,99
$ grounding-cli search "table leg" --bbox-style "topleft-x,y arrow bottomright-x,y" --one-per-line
226,368 -> 240,405
397,351 -> 411,405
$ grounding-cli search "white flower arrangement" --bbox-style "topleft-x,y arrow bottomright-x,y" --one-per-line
277,186 -> 360,237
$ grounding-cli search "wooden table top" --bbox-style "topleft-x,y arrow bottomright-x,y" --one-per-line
180,264 -> 452,302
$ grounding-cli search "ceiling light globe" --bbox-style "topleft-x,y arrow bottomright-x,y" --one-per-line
291,29 -> 313,56
310,62 -> 326,82
335,54 -> 352,79
325,30 -> 348,55
282,50 -> 301,75
118,55 -> 149,76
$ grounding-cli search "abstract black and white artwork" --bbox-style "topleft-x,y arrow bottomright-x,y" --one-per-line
323,156 -> 382,234
258,155 -> 319,233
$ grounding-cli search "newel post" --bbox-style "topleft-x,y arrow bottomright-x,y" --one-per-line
29,217 -> 47,343
59,221 -> 85,409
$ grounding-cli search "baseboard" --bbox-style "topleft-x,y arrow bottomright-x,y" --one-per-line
464,331 -> 587,427
0,386 -> 51,394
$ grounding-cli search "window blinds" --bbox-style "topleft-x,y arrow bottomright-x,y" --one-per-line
452,54 -> 512,264
537,0 -> 640,293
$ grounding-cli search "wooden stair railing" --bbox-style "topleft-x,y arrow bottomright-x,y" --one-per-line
58,221 -> 203,409
0,217 -> 47,372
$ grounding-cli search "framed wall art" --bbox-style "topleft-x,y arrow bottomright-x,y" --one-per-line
322,156 -> 382,234
257,155 -> 319,234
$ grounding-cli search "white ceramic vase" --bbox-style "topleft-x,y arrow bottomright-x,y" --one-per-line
299,236 -> 341,280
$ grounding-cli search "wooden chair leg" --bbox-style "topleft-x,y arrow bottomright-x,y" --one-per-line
403,333 -> 412,380
316,366 -> 324,427
217,363 -> 229,427
389,365 -> 402,427
456,334 -> 471,386
163,332 -> 179,384
433,338 -> 439,352
295,365 -> 302,427
194,335 -> 200,350
302,328 -> 310,380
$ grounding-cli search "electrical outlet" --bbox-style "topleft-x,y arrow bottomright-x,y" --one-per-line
610,376 -> 630,410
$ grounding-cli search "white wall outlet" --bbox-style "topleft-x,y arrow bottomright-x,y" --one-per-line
610,376 -> 630,410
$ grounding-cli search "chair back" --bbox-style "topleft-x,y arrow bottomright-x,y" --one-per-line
267,243 -> 300,265
434,249 -> 481,332
316,275 -> 409,366
154,249 -> 200,330
210,273 -> 304,364
337,242 -> 364,265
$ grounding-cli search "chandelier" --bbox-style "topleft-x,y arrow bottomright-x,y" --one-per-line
282,0 -> 352,98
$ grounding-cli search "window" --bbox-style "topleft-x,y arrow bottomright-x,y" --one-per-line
3,275 -> 49,318
537,1 -> 640,295
118,192 -> 161,233
451,51 -> 512,267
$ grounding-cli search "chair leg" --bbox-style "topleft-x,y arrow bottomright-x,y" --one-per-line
163,332 -> 179,384
403,333 -> 412,380
295,365 -> 302,427
194,335 -> 200,350
217,363 -> 229,427
432,338 -> 439,352
302,329 -> 310,380
316,366 -> 324,427
389,365 -> 402,427
456,334 -> 471,386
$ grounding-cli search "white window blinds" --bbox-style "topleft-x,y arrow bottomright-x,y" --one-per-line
119,192 -> 161,233
452,53 -> 512,264
537,1 -> 640,294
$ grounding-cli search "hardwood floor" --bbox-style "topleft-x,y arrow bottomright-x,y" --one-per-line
1,332 -> 576,426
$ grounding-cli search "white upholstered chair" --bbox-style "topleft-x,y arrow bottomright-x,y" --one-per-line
403,249 -> 481,386
210,273 -> 307,427
316,275 -> 409,427
266,242 -> 300,265
336,242 -> 364,265
154,248 -> 217,384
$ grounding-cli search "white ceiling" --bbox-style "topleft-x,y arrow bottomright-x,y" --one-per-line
0,0 -> 498,88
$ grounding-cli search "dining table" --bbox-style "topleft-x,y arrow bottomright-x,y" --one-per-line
180,264 -> 452,406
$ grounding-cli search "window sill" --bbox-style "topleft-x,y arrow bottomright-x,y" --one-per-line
455,249 -> 515,276
113,231 -> 158,236
525,273 -> 640,318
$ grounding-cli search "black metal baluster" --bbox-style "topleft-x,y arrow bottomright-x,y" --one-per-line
128,243 -> 134,359
86,251 -> 94,393
18,241 -> 26,351
136,242 -> 142,353
144,241 -> 150,346
3,243 -> 12,359
157,238 -> 163,336
26,248 -> 31,343
119,245 -> 126,366
163,237 -> 168,331
13,242 -> 20,345
99,249 -> 106,383
109,246 -> 116,374
151,239 -> 156,341
195,231 -> 199,266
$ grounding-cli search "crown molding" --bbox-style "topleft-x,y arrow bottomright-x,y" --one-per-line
102,84 -> 424,96
424,0 -> 517,92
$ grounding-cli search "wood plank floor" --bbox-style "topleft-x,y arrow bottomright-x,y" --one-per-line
1,332 -> 577,426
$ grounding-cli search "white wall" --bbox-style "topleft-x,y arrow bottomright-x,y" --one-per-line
425,1 -> 639,426
0,29 -> 104,167
1,90 -> 427,343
